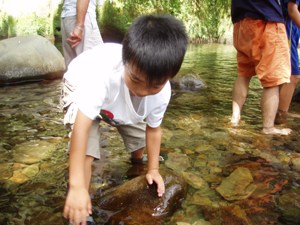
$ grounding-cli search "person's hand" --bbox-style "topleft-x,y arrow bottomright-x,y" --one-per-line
146,169 -> 165,197
67,25 -> 84,48
63,186 -> 92,225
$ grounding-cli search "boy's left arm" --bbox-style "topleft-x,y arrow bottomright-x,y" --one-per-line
145,125 -> 165,197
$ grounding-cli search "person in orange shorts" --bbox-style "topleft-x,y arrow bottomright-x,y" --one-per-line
230,0 -> 292,135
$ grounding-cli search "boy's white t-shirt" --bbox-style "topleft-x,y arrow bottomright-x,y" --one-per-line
63,43 -> 171,128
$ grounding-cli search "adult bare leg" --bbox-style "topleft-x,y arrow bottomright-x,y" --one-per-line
276,76 -> 300,124
261,86 -> 291,135
231,76 -> 251,126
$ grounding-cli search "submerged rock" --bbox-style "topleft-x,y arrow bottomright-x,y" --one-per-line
13,140 -> 57,164
216,167 -> 256,201
165,152 -> 192,172
170,74 -> 205,92
182,171 -> 208,190
0,163 -> 13,180
203,205 -> 252,225
93,169 -> 187,225
291,156 -> 300,172
277,189 -> 300,224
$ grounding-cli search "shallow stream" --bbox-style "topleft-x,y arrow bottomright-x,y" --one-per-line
1,44 -> 300,225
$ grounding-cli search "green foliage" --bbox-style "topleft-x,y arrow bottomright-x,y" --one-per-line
15,14 -> 51,36
0,12 -> 17,38
0,12 -> 53,38
0,0 -> 231,42
53,3 -> 63,37
98,0 -> 231,42
120,0 -> 181,16
0,13 -> 9,38
193,0 -> 231,41
36,16 -> 51,36
98,0 -> 132,33
7,15 -> 17,37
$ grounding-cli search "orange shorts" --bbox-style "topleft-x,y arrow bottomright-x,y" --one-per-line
233,18 -> 291,87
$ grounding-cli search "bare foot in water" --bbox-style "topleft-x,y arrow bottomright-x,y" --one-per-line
262,127 -> 292,135
230,115 -> 240,127
275,110 -> 288,125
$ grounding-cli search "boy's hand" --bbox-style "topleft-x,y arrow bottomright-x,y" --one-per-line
63,187 -> 92,225
146,169 -> 165,197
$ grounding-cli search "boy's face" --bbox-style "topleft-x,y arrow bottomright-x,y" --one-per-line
124,64 -> 168,97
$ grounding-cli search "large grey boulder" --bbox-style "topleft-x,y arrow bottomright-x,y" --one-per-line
0,35 -> 65,85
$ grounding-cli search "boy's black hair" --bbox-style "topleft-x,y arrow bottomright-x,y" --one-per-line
122,14 -> 188,86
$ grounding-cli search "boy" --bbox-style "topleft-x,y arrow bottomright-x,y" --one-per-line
62,15 -> 188,225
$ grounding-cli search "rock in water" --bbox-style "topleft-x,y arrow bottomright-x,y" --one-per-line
216,167 -> 257,201
93,169 -> 187,225
170,74 -> 206,92
0,35 -> 65,85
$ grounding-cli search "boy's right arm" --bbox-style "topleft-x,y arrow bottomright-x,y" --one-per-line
64,110 -> 93,225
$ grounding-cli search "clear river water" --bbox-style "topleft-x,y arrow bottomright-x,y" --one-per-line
1,44 -> 300,225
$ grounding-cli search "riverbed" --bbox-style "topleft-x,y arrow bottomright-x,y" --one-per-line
1,44 -> 300,225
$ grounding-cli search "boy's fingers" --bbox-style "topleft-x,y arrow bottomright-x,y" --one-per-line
74,210 -> 87,225
88,202 -> 92,215
146,173 -> 165,197
63,205 -> 69,218
146,174 -> 153,185
157,180 -> 165,197
69,209 -> 75,224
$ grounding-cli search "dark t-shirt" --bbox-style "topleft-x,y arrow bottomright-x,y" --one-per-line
231,0 -> 284,23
